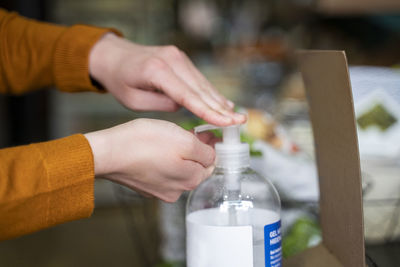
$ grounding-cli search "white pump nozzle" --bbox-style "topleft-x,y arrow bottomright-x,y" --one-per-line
222,126 -> 240,144
194,124 -> 250,169
194,124 -> 220,135
195,124 -> 240,144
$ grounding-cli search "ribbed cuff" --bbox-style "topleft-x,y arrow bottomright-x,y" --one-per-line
53,25 -> 122,93
33,134 -> 95,227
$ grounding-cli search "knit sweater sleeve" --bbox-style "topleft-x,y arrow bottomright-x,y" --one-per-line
0,135 -> 95,240
0,9 -> 123,240
0,8 -> 121,94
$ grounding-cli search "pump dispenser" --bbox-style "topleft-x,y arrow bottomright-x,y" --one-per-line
195,124 -> 249,170
186,124 -> 281,267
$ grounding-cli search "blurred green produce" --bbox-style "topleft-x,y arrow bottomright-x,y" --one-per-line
282,217 -> 321,258
357,103 -> 397,131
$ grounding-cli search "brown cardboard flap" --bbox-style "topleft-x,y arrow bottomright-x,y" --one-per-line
284,244 -> 342,267
316,0 -> 400,14
297,51 -> 365,267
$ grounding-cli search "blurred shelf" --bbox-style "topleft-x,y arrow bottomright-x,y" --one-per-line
316,0 -> 400,15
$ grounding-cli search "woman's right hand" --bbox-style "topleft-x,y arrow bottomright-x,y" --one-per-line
89,33 -> 246,126
84,118 -> 217,202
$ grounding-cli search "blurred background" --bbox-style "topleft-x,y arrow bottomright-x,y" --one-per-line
1,0 -> 400,266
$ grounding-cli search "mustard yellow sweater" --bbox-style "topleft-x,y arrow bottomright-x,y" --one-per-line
0,8 -> 121,240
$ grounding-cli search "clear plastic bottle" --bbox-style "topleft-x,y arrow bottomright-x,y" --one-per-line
186,125 -> 281,267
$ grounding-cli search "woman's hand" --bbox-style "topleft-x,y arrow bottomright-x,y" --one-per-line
89,33 -> 246,126
85,118 -> 218,202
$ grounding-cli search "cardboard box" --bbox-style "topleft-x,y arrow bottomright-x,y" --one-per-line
316,0 -> 400,14
284,51 -> 366,267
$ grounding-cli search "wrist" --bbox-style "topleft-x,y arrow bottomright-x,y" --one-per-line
84,130 -> 111,177
89,32 -> 121,87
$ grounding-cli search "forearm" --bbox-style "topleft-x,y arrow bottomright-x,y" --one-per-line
0,8 -> 121,95
0,134 -> 94,240
0,8 -> 64,94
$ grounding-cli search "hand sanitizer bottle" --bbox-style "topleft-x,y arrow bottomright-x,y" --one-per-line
186,124 -> 281,267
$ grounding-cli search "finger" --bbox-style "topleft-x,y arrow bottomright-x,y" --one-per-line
178,56 -> 247,124
164,51 -> 234,113
181,54 -> 233,109
196,131 -> 220,145
189,130 -> 221,148
171,57 -> 231,111
181,136 -> 216,168
178,52 -> 238,111
121,87 -> 180,112
196,91 -> 233,117
149,66 -> 236,126
195,131 -> 215,144
177,160 -> 215,190
158,47 -> 234,111
157,58 -> 233,118
194,91 -> 246,124
206,136 -> 221,147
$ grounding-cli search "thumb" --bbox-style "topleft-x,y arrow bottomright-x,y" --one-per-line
182,136 -> 216,168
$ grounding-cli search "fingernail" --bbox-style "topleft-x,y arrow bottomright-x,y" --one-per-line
223,115 -> 233,123
227,100 -> 235,109
235,113 -> 247,122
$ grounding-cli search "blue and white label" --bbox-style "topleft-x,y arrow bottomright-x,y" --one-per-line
264,220 -> 282,267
